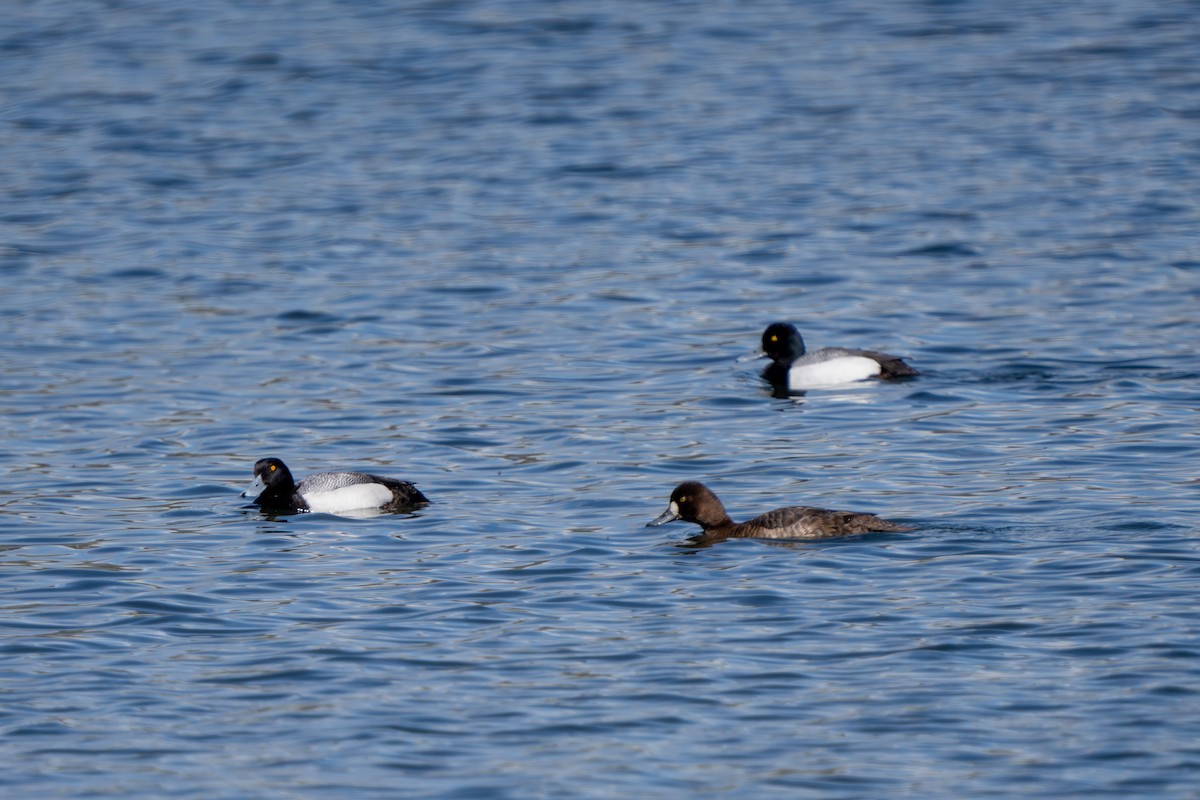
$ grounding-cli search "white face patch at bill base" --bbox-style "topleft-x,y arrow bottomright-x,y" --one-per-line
648,500 -> 683,527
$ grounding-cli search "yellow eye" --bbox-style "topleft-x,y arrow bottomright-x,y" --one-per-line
680,496 -> 689,503
270,465 -> 276,472
769,335 -> 777,342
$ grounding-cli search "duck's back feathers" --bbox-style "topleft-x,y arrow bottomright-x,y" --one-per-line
740,505 -> 912,539
297,471 -> 428,513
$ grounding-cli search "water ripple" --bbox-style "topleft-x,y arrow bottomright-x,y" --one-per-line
2,0 -> 1200,797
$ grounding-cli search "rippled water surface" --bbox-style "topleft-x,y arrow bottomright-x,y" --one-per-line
3,1 -> 1200,797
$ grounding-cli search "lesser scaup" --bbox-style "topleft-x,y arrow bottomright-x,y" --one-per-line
647,480 -> 910,539
243,457 -> 428,514
747,322 -> 918,391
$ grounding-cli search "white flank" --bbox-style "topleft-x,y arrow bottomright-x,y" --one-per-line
789,356 -> 882,389
301,483 -> 394,513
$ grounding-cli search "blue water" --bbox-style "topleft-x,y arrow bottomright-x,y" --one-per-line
3,1 -> 1200,797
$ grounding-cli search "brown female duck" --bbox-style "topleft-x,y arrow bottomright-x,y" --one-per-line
647,480 -> 910,539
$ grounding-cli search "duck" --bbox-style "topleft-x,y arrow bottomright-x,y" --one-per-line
748,322 -> 918,391
242,457 -> 428,514
646,481 -> 910,540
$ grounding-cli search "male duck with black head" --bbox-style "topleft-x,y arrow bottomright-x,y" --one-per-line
243,457 -> 428,515
647,481 -> 910,542
748,322 -> 918,395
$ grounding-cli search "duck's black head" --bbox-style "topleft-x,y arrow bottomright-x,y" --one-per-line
247,457 -> 298,506
761,322 -> 806,365
253,458 -> 295,489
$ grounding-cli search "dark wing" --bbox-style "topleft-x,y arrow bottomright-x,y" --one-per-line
744,505 -> 911,539
856,350 -> 919,379
367,473 -> 430,509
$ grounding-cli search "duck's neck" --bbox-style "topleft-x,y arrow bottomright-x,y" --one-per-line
762,361 -> 790,391
255,475 -> 296,508
696,503 -> 736,532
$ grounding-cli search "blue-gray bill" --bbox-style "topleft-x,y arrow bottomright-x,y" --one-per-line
735,350 -> 768,364
241,474 -> 265,499
647,507 -> 681,527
